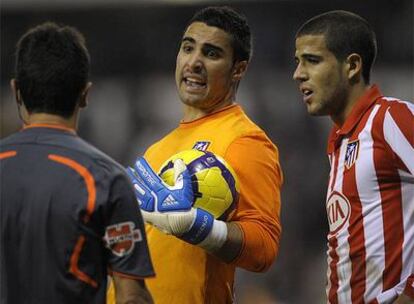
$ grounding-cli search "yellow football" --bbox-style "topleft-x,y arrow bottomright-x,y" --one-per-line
158,149 -> 239,221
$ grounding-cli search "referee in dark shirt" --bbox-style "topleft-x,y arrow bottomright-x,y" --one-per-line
0,22 -> 154,304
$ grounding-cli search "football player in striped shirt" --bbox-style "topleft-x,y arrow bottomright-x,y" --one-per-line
293,10 -> 414,304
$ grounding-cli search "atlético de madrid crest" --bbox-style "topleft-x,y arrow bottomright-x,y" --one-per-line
193,141 -> 211,151
344,140 -> 359,169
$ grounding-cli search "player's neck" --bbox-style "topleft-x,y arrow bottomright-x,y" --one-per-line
24,112 -> 78,131
182,87 -> 237,122
183,99 -> 234,122
332,83 -> 371,127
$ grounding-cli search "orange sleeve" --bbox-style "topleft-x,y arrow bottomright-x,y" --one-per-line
225,132 -> 283,272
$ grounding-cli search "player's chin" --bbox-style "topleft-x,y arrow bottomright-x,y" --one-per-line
306,102 -> 326,116
306,104 -> 319,116
180,94 -> 207,107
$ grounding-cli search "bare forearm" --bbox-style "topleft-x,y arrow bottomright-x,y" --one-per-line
212,222 -> 243,263
113,276 -> 153,304
210,219 -> 280,272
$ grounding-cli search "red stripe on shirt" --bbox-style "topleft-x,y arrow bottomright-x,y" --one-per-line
345,108 -> 372,302
372,102 -> 404,291
327,143 -> 343,302
403,275 -> 414,299
344,161 -> 366,303
388,102 -> 414,148
330,148 -> 341,192
328,236 -> 339,304
327,137 -> 344,302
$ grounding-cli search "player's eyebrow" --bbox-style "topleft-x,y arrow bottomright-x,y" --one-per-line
182,36 -> 195,44
181,36 -> 225,54
302,53 -> 322,59
202,43 -> 224,55
295,53 -> 323,62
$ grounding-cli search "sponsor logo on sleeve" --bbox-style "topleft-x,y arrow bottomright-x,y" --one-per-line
326,191 -> 351,236
193,141 -> 211,151
104,222 -> 142,257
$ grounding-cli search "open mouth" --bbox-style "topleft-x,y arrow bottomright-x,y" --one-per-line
302,89 -> 313,96
184,77 -> 207,89
301,88 -> 313,102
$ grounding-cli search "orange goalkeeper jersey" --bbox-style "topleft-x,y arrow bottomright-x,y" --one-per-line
107,103 -> 282,303
141,104 -> 282,303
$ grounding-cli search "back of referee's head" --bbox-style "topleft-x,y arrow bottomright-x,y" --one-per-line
13,22 -> 91,118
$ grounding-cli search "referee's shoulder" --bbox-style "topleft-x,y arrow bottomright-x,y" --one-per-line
70,136 -> 127,176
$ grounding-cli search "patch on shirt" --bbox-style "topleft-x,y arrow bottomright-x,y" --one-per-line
345,140 -> 359,169
193,141 -> 211,151
326,191 -> 351,236
104,222 -> 142,257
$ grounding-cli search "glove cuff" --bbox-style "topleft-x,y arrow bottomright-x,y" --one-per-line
198,219 -> 228,252
180,209 -> 214,245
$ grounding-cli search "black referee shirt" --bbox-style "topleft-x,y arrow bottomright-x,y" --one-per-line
0,125 -> 154,304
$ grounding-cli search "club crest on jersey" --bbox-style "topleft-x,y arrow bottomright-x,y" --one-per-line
345,140 -> 359,169
104,222 -> 142,257
193,141 -> 210,151
326,191 -> 351,236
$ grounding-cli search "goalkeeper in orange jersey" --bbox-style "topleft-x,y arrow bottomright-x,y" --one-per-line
109,6 -> 283,303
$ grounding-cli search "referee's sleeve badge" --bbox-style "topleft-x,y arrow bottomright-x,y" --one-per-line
103,222 -> 143,257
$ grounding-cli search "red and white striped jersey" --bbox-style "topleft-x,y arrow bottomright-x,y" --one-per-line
325,85 -> 414,304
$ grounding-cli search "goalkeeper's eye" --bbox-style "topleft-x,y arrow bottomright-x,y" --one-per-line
182,44 -> 193,53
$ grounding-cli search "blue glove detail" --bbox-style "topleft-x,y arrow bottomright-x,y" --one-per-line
180,208 -> 214,244
126,167 -> 155,211
127,157 -> 193,212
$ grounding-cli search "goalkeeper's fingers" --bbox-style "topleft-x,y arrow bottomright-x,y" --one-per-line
127,167 -> 155,211
127,167 -> 147,196
133,157 -> 163,191
173,159 -> 186,183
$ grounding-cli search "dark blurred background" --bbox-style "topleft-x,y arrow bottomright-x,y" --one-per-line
1,0 -> 413,303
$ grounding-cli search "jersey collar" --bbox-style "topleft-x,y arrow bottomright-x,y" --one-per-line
327,85 -> 382,153
22,123 -> 77,134
179,103 -> 241,128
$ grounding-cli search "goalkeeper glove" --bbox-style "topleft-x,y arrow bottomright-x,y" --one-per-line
127,157 -> 227,250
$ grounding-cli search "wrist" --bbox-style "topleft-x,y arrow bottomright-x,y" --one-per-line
198,219 -> 228,252
171,208 -> 228,251
180,208 -> 214,244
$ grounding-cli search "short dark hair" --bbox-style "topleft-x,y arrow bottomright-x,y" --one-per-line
15,22 -> 90,118
296,10 -> 377,83
186,6 -> 252,62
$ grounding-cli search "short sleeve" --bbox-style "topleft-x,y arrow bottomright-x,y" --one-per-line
103,172 -> 155,279
383,101 -> 414,175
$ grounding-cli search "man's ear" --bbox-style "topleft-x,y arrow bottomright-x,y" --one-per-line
232,61 -> 248,81
346,53 -> 363,82
10,79 -> 23,105
78,82 -> 92,108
